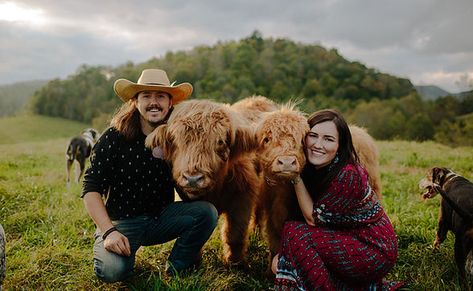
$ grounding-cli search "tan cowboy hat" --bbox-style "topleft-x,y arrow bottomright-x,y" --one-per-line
113,69 -> 193,103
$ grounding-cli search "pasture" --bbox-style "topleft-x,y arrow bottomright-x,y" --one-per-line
1,115 -> 473,290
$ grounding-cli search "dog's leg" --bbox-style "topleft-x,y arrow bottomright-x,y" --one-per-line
78,158 -> 86,183
454,237 -> 468,289
66,159 -> 73,186
434,201 -> 450,249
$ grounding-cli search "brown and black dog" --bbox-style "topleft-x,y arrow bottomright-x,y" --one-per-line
419,167 -> 473,288
66,128 -> 100,184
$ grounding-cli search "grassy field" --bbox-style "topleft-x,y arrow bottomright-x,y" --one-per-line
1,115 -> 473,290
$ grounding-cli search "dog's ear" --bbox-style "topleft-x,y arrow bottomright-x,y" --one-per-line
432,167 -> 447,184
91,129 -> 98,139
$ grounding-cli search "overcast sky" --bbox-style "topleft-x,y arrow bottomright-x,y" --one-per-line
1,0 -> 472,93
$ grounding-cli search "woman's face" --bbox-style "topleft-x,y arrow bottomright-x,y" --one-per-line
305,121 -> 339,169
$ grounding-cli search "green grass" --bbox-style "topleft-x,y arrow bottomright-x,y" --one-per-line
0,115 -> 89,144
1,116 -> 473,289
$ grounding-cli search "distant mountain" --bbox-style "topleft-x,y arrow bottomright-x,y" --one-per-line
415,85 -> 451,100
0,80 -> 48,117
454,89 -> 473,99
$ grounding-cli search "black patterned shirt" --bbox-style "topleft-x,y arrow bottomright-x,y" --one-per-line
82,127 -> 174,220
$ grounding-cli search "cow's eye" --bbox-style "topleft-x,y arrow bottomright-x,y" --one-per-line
263,137 -> 270,144
217,139 -> 225,146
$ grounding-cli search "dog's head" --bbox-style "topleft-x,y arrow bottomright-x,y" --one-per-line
419,167 -> 454,199
82,128 -> 100,144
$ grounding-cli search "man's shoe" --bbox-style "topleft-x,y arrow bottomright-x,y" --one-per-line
165,254 -> 202,277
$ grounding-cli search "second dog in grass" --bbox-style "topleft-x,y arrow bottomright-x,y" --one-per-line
419,167 -> 473,289
66,128 -> 100,184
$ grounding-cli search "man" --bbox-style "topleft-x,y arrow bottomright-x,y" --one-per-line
82,69 -> 218,283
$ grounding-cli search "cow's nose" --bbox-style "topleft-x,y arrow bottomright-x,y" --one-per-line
183,173 -> 204,188
273,156 -> 298,171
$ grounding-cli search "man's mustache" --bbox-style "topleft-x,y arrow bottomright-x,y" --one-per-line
146,105 -> 163,111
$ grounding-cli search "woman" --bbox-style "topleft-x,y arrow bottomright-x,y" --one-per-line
273,109 -> 401,290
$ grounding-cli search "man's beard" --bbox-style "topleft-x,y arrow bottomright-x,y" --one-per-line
145,104 -> 171,127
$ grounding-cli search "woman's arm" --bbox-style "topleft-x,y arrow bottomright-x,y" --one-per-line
311,165 -> 381,226
292,176 -> 316,226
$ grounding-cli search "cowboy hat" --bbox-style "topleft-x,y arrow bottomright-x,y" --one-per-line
113,69 -> 193,103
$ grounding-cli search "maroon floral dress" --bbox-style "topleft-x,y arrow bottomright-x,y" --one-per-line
274,163 -> 401,290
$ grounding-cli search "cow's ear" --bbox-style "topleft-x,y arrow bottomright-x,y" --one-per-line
145,125 -> 172,156
231,126 -> 258,156
145,125 -> 167,148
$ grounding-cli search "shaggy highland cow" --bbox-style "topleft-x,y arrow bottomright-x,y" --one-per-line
145,99 -> 260,266
253,100 -> 382,267
231,95 -> 279,124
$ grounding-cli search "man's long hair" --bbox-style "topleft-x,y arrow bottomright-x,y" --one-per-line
110,99 -> 142,140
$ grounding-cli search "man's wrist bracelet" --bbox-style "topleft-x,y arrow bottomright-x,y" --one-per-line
291,176 -> 302,185
102,226 -> 117,240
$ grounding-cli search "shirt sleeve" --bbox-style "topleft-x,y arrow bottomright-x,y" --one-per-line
312,165 -> 380,226
81,128 -> 114,197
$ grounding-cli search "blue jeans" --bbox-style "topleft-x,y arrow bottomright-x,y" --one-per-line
93,201 -> 218,283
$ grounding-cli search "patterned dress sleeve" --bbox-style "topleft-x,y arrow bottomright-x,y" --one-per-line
312,164 -> 382,226
81,128 -> 114,197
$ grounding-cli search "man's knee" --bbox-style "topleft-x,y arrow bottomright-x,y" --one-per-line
94,255 -> 133,283
194,201 -> 218,229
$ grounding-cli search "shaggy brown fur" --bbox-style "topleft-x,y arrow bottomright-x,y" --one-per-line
231,95 -> 279,124
349,125 -> 382,198
253,103 -> 309,267
253,102 -> 383,270
145,99 -> 261,266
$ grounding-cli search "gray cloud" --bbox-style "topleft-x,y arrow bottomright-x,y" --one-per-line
0,0 -> 472,92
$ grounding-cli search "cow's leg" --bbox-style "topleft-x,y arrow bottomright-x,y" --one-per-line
221,205 -> 253,267
265,202 -> 289,275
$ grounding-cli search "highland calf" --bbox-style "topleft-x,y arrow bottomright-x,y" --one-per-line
145,99 -> 260,266
231,95 -> 279,124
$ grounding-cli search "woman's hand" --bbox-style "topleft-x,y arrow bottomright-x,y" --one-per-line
104,231 -> 131,256
271,254 -> 279,274
292,176 -> 316,226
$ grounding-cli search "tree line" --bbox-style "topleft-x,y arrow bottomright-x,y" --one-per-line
29,31 -> 473,146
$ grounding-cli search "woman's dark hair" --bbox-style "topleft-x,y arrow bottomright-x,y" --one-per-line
303,109 -> 360,193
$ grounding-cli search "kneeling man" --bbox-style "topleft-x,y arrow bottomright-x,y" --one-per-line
82,69 -> 218,282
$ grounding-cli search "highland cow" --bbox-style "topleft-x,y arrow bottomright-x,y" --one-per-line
145,99 -> 260,266
231,95 -> 279,124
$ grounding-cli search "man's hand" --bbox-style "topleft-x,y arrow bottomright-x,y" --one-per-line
103,231 -> 131,256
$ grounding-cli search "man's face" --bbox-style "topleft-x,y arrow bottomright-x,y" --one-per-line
136,90 -> 172,126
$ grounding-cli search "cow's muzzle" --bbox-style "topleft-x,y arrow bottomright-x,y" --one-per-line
183,173 -> 205,188
271,155 -> 300,176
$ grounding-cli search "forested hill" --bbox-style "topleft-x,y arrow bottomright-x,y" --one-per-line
30,32 -> 414,124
